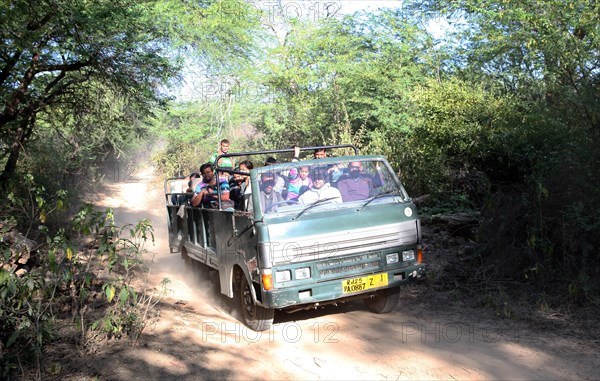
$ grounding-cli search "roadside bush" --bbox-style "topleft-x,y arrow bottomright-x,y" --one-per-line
398,78 -> 600,308
1,194 -> 169,379
395,79 -> 501,199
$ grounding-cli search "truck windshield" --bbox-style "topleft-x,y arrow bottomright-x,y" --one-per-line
256,158 -> 408,216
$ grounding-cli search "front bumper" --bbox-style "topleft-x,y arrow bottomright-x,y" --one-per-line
262,263 -> 426,309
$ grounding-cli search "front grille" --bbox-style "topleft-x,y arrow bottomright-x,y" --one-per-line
317,253 -> 381,278
319,261 -> 380,276
318,252 -> 379,267
269,221 -> 418,265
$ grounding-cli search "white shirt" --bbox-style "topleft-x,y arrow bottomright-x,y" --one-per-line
298,183 -> 343,204
242,181 -> 253,211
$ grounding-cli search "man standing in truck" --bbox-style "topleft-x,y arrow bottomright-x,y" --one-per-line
209,139 -> 234,181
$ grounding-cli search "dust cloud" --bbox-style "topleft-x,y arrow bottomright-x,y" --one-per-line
95,165 -> 220,310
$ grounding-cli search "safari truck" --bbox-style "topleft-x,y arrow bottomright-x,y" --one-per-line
164,145 -> 425,331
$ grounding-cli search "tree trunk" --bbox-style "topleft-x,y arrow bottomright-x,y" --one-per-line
0,115 -> 35,189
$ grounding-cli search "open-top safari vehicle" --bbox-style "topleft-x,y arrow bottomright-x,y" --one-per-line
164,145 -> 425,331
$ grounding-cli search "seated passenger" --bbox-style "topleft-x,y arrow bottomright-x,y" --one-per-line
336,161 -> 383,202
183,172 -> 201,205
170,172 -> 201,206
191,163 -> 231,208
230,160 -> 254,210
187,172 -> 201,191
170,178 -> 186,206
259,172 -> 283,212
292,146 -> 327,160
239,160 -> 253,210
228,167 -> 244,209
264,157 -> 286,197
286,166 -> 312,201
298,168 -> 342,204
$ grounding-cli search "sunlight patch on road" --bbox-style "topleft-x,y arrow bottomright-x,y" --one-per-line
128,349 -> 191,375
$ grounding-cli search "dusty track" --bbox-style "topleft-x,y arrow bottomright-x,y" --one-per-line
80,167 -> 599,381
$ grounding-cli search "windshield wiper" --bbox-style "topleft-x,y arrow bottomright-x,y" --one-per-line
292,197 -> 339,220
357,190 -> 399,212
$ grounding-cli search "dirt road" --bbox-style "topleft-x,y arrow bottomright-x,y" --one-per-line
87,167 -> 599,381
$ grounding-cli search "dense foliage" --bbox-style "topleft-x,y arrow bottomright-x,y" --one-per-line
408,0 -> 600,302
0,1 -> 261,378
0,0 -> 261,196
1,202 -> 165,378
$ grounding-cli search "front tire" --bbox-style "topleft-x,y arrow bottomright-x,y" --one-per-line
238,279 -> 274,331
364,286 -> 400,313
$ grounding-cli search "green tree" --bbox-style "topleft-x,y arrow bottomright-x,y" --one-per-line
410,0 -> 600,138
253,10 -> 435,157
0,0 -> 261,190
150,99 -> 243,177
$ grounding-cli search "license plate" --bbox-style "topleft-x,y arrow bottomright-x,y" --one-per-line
342,273 -> 388,294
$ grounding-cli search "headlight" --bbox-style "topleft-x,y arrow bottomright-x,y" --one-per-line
402,250 -> 415,262
386,253 -> 399,264
275,270 -> 291,282
295,267 -> 311,280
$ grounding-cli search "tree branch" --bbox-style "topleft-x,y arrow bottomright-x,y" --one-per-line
0,49 -> 23,87
36,61 -> 92,74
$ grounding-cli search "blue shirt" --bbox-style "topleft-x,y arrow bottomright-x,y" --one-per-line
194,180 -> 230,208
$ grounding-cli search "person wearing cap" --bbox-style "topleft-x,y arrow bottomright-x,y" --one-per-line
264,156 -> 286,196
298,168 -> 343,204
259,171 -> 284,212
